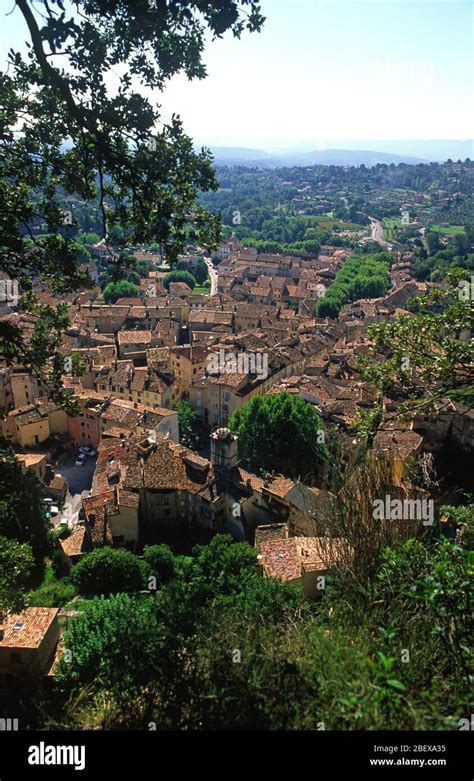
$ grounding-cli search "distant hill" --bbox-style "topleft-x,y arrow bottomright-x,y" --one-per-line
199,141 -> 473,168
202,146 -> 280,167
277,149 -> 426,167
202,146 -> 426,168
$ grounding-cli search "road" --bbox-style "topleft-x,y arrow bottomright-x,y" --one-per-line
369,217 -> 384,242
48,449 -> 96,530
368,217 -> 393,251
205,257 -> 218,296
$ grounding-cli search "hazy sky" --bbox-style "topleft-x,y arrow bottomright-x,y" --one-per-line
3,0 -> 473,149
160,0 -> 474,148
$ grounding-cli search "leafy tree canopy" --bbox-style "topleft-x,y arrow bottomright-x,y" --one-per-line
0,453 -> 50,565
103,278 -> 140,303
174,399 -> 198,446
193,259 -> 209,285
229,392 -> 326,480
143,544 -> 176,586
162,270 -> 196,290
0,535 -> 34,618
357,270 -> 474,424
70,547 -> 147,595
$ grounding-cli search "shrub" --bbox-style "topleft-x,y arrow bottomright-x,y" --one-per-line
28,578 -> 76,608
70,547 -> 147,595
143,544 -> 176,585
51,547 -> 71,579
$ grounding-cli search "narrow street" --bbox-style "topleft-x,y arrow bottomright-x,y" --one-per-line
369,216 -> 384,241
205,256 -> 219,295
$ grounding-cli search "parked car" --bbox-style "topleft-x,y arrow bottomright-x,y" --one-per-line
75,453 -> 87,467
79,445 -> 96,457
50,506 -> 60,517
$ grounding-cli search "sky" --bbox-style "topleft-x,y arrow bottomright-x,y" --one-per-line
160,0 -> 474,148
2,0 -> 473,150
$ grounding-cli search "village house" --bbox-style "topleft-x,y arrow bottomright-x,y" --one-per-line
9,367 -> 47,409
17,452 -> 49,482
117,330 -> 154,362
99,397 -> 179,443
188,309 -> 234,341
59,526 -> 93,564
169,344 -> 208,399
0,608 -> 60,688
257,536 -> 349,599
67,392 -> 106,448
373,426 -> 424,485
2,399 -> 67,448
95,360 -> 174,409
169,281 -> 193,298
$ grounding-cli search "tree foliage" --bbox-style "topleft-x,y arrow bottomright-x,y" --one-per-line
143,544 -> 176,586
316,252 -> 391,318
358,270 -> 474,420
0,535 -> 34,618
50,530 -> 471,730
162,270 -> 196,291
174,399 -> 198,446
103,278 -> 140,303
70,547 -> 147,595
229,392 -> 326,480
0,453 -> 50,565
193,259 -> 209,285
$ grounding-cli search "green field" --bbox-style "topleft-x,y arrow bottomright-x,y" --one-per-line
314,216 -> 362,231
193,285 -> 210,295
381,217 -> 402,242
430,224 -> 465,235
